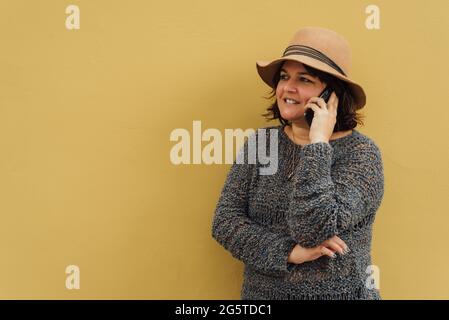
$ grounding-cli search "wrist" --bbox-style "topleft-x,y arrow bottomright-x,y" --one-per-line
288,244 -> 306,265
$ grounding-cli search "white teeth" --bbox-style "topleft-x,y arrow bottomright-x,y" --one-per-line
285,98 -> 298,104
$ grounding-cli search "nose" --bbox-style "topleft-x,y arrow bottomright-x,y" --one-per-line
282,78 -> 298,93
284,82 -> 298,94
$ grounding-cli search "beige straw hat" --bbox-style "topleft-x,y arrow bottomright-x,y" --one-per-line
256,27 -> 366,109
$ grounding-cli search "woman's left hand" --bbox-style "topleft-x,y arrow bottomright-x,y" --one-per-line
304,91 -> 339,144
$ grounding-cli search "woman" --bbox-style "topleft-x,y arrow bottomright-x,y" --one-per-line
211,27 -> 384,300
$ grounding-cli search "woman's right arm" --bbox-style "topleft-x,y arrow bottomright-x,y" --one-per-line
212,133 -> 350,273
211,134 -> 298,277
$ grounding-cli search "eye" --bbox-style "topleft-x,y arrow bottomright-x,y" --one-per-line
279,74 -> 313,83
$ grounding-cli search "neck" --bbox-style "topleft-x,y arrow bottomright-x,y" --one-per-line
286,118 -> 353,145
289,118 -> 312,144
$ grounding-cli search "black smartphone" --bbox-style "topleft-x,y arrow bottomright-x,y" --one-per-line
304,86 -> 333,127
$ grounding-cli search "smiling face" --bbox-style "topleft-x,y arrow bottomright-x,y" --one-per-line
275,60 -> 327,123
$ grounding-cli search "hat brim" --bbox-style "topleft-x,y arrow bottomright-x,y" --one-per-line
256,56 -> 366,109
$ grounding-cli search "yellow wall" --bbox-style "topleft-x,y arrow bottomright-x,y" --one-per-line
0,0 -> 448,299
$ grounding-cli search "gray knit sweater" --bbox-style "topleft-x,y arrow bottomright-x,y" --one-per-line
211,124 -> 384,300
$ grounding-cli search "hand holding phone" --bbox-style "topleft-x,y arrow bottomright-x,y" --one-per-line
304,86 -> 333,127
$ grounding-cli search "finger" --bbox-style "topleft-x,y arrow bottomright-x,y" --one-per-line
331,236 -> 349,253
307,97 -> 327,110
329,92 -> 338,113
323,240 -> 345,255
320,246 -> 337,259
304,101 -> 321,113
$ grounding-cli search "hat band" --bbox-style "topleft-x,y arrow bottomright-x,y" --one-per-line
282,45 -> 347,77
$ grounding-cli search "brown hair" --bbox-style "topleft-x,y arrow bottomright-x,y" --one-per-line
261,61 -> 365,131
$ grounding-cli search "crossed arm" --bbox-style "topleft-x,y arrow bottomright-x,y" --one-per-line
211,139 -> 384,276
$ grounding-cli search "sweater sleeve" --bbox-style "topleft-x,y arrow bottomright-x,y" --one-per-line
211,136 -> 298,277
286,140 -> 384,248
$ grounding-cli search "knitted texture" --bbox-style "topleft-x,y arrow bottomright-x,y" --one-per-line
211,124 -> 384,300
